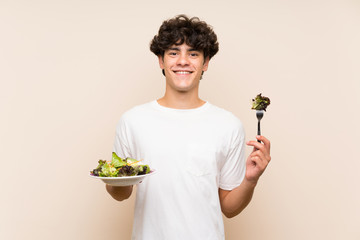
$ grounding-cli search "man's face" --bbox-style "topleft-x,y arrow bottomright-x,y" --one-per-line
158,43 -> 209,93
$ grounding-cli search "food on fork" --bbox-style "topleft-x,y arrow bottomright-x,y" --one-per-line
251,93 -> 271,111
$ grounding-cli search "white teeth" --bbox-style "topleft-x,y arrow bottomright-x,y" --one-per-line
176,71 -> 191,74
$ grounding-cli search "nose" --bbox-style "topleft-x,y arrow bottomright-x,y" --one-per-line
176,53 -> 189,66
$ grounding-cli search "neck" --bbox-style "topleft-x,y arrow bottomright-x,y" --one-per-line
157,88 -> 205,109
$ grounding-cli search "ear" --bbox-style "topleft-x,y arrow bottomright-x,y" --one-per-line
202,56 -> 210,72
158,55 -> 164,69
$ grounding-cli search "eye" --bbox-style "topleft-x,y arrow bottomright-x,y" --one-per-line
169,52 -> 177,56
190,52 -> 199,57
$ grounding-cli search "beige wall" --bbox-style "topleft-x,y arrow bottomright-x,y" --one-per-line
1,0 -> 359,239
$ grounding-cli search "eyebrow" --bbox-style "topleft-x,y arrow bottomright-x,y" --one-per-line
168,47 -> 199,52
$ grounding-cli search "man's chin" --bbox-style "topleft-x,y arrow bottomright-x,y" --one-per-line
174,83 -> 199,92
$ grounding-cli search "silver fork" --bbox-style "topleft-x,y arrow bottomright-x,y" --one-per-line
256,110 -> 264,143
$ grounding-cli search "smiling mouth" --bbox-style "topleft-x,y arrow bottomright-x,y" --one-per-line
173,71 -> 193,75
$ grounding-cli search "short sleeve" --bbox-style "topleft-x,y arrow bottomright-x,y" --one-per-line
113,116 -> 132,159
219,123 -> 246,190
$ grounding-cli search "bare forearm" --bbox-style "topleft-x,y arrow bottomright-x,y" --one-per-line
106,185 -> 133,201
219,179 -> 257,218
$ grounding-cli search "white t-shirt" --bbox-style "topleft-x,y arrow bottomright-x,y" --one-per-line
113,100 -> 246,240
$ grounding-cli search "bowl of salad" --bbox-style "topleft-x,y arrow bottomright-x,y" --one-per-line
90,152 -> 155,186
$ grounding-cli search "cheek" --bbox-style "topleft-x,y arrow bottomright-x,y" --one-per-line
194,61 -> 207,70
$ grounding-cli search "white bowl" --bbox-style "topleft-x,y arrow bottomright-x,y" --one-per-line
90,170 -> 156,186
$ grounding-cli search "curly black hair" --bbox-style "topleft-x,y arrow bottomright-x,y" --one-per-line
150,15 -> 219,60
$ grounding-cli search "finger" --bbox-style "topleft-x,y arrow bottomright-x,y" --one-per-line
256,135 -> 271,153
251,150 -> 270,164
247,137 -> 271,156
251,149 -> 265,159
250,156 -> 267,170
247,140 -> 265,152
250,144 -> 270,157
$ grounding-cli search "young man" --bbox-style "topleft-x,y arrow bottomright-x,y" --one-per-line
106,15 -> 271,240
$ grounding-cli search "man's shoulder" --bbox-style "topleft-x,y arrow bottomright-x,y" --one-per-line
121,101 -> 155,119
208,103 -> 243,126
115,101 -> 157,130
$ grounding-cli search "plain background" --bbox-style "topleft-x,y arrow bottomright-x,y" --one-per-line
1,0 -> 359,239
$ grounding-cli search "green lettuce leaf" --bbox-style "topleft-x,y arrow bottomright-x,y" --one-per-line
251,93 -> 271,111
100,163 -> 118,177
111,152 -> 126,168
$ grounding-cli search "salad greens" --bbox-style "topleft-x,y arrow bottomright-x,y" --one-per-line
251,93 -> 271,111
90,152 -> 150,177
